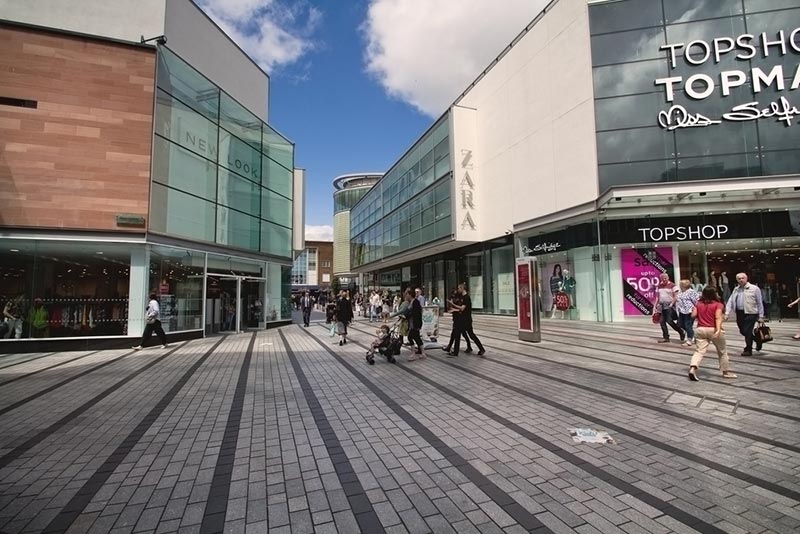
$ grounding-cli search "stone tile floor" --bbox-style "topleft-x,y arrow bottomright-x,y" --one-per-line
0,313 -> 798,534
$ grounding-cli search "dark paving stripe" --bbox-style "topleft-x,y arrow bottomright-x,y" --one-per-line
300,328 -> 551,534
0,342 -> 188,470
440,323 -> 800,441
426,351 -> 800,504
0,349 -> 140,417
41,337 -> 226,534
439,325 -> 800,423
200,333 -> 256,534
279,330 -> 387,534
0,352 -> 57,370
0,351 -> 101,388
461,324 -> 800,401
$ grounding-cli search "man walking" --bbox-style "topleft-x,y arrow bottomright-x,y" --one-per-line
415,287 -> 426,307
725,272 -> 765,356
454,283 -> 485,356
301,290 -> 312,327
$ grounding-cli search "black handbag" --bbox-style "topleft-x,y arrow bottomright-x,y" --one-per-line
754,323 -> 773,344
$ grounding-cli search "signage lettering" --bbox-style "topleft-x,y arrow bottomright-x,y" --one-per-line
655,28 -> 800,129
637,225 -> 729,242
460,150 -> 477,231
522,242 -> 562,255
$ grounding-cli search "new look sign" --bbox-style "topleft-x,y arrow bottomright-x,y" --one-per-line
655,28 -> 800,130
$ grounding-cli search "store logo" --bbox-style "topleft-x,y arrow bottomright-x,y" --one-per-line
654,28 -> 800,129
460,149 -> 476,231
638,225 -> 729,242
522,242 -> 561,255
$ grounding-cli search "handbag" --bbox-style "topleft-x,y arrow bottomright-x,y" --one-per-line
329,323 -> 336,337
651,311 -> 661,324
146,317 -> 156,325
754,323 -> 773,344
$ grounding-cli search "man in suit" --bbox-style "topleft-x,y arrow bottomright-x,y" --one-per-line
301,290 -> 313,327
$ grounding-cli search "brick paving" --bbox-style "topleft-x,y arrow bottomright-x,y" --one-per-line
0,313 -> 798,533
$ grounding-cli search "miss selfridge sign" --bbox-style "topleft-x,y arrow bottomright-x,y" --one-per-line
655,28 -> 800,130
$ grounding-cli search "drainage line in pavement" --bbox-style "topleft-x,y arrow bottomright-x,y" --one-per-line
437,323 -> 800,416
0,341 -> 190,470
278,330 -> 387,534
199,332 -> 257,534
300,328 -> 550,534
425,352 -> 800,504
41,337 -> 226,534
0,350 -> 102,388
0,352 -> 58,370
0,348 -> 143,417
342,338 -> 731,534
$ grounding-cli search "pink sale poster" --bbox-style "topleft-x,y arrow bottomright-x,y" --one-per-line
621,248 -> 675,316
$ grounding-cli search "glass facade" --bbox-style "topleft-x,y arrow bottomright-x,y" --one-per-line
152,46 -> 294,258
351,115 -> 452,268
589,0 -> 800,192
334,187 -> 371,214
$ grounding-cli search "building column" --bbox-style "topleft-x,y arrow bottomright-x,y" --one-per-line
127,246 -> 149,337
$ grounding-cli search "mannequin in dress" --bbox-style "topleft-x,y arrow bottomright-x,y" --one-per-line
562,269 -> 576,311
549,264 -> 564,318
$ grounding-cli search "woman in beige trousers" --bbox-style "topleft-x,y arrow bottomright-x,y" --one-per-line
688,287 -> 737,381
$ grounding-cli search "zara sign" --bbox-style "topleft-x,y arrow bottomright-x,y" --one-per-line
655,28 -> 800,130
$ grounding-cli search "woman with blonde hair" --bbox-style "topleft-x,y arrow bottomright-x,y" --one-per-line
675,279 -> 700,346
688,287 -> 737,381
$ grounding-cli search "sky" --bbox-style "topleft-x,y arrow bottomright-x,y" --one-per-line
196,0 -> 549,241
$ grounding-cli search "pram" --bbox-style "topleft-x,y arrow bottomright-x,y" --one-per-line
365,322 -> 403,365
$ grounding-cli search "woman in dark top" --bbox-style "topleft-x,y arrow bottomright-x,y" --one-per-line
335,290 -> 353,346
402,289 -> 425,360
454,283 -> 485,356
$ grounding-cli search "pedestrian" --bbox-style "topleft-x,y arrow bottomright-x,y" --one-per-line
675,279 -> 699,347
789,297 -> 800,339
370,290 -> 380,323
688,286 -> 737,381
443,287 -> 472,356
133,292 -> 167,350
401,288 -> 425,360
301,290 -> 312,327
455,283 -> 485,356
335,289 -> 353,346
724,272 -> 765,356
652,273 -> 685,343
390,296 -> 410,345
415,287 -> 426,307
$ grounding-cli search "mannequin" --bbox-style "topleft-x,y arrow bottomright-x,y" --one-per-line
691,272 -> 703,292
721,272 -> 731,302
549,264 -> 564,318
562,269 -> 576,310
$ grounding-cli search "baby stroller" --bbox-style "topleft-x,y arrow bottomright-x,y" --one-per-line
365,322 -> 403,365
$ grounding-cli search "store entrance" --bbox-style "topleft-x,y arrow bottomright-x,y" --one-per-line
205,274 -> 266,334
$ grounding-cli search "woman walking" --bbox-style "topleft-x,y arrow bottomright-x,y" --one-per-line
133,293 -> 167,350
454,283 -> 485,356
335,290 -> 352,346
652,273 -> 685,343
401,289 -> 426,360
675,279 -> 699,347
788,297 -> 800,339
688,287 -> 737,381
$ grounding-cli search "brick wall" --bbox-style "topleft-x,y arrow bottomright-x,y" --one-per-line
0,25 -> 155,231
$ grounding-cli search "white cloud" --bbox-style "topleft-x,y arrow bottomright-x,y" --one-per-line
197,0 -> 321,73
305,225 -> 333,241
362,0 -> 549,117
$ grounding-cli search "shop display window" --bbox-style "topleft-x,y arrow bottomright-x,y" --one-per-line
148,246 -> 204,332
0,240 -> 132,340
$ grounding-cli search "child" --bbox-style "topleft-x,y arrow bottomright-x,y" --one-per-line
366,325 -> 390,357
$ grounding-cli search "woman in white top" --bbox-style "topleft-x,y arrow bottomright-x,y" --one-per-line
133,293 -> 168,350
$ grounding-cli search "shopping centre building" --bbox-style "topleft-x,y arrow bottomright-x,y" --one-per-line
0,0 -> 303,349
332,173 -> 382,290
350,0 -> 800,321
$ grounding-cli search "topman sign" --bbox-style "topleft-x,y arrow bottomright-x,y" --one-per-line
655,28 -> 800,130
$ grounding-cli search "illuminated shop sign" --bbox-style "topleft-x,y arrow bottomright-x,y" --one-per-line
655,28 -> 800,130
637,225 -> 729,242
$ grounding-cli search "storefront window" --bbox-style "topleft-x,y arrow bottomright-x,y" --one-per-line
0,240 -> 132,339
489,246 -> 515,315
148,245 -> 204,332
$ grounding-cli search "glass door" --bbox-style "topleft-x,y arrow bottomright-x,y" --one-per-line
205,274 -> 239,334
242,278 -> 266,328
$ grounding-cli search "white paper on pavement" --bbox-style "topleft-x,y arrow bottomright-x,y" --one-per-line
569,428 -> 616,445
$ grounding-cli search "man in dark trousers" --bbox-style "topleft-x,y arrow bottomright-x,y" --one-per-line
454,283 -> 485,356
335,290 -> 353,346
443,287 -> 472,356
401,288 -> 426,360
301,290 -> 312,327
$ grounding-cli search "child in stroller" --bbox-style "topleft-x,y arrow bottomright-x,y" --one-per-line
365,323 -> 402,365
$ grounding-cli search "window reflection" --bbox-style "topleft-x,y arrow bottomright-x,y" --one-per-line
589,0 -> 663,35
664,0 -> 743,25
591,27 -> 665,66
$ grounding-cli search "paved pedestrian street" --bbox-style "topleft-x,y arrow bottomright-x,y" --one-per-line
1,317 -> 799,534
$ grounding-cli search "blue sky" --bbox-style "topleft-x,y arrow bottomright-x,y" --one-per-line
197,0 -> 548,239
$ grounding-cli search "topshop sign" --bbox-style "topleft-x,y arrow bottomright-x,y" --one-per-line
655,28 -> 800,130
637,225 -> 729,243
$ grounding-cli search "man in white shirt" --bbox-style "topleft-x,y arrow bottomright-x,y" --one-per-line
415,287 -> 426,307
724,273 -> 765,356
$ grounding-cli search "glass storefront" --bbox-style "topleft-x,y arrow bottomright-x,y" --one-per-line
0,240 -> 291,341
520,203 -> 800,323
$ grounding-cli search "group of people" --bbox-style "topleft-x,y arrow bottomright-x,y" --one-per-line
653,272 -> 799,381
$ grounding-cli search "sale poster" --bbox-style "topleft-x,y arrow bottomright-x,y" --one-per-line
517,263 -> 532,330
621,248 -> 675,316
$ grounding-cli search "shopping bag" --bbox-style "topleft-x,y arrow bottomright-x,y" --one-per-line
329,323 -> 336,337
754,323 -> 773,344
651,311 -> 661,324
